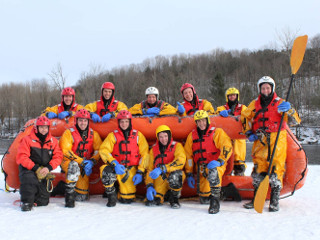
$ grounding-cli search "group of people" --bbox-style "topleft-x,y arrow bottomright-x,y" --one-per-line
16,76 -> 300,214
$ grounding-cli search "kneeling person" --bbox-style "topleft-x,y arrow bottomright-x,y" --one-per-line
16,116 -> 63,211
99,110 -> 149,207
60,109 -> 102,208
145,125 -> 186,209
184,110 -> 233,214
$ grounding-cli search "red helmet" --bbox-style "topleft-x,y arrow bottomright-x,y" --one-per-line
117,110 -> 132,120
101,82 -> 115,91
180,83 -> 196,95
34,116 -> 50,133
61,87 -> 75,97
74,109 -> 90,124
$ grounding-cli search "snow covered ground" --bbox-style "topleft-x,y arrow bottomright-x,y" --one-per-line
0,160 -> 319,240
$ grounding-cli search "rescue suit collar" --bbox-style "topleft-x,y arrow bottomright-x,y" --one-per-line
260,92 -> 274,108
119,121 -> 132,140
196,119 -> 209,139
102,91 -> 115,108
35,128 -> 49,143
75,123 -> 89,140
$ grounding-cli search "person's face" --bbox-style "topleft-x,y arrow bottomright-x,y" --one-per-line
183,88 -> 194,101
63,95 -> 73,105
260,83 -> 272,96
228,94 -> 237,102
77,118 -> 89,130
147,94 -> 157,105
158,132 -> 169,145
119,119 -> 130,131
196,118 -> 207,130
38,125 -> 49,135
103,89 -> 113,100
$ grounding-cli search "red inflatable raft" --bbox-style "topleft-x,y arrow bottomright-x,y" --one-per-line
1,115 -> 308,199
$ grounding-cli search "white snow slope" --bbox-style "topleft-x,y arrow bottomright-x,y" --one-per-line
0,162 -> 319,240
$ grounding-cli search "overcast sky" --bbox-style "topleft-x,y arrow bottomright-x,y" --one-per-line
1,0 -> 319,86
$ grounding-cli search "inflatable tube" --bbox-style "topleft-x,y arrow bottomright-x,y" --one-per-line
2,115 -> 308,199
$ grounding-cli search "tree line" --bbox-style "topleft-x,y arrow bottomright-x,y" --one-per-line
1,34 -> 320,134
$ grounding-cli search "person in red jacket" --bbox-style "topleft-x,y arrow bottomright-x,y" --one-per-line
16,116 -> 63,211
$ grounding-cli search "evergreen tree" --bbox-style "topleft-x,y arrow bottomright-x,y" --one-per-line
210,73 -> 225,106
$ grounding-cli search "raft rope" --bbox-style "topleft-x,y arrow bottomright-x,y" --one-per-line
280,129 -> 308,200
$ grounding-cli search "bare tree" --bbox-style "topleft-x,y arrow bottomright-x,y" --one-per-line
275,27 -> 300,52
48,62 -> 67,90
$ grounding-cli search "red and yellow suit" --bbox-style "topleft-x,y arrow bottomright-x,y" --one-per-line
60,127 -> 102,195
184,126 -> 233,197
85,96 -> 127,117
99,129 -> 149,200
241,93 -> 301,185
129,100 -> 178,116
145,140 -> 186,203
216,103 -> 247,169
181,96 -> 215,116
41,101 -> 83,117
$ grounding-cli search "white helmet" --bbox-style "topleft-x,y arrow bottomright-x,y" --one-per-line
257,76 -> 275,94
145,87 -> 159,99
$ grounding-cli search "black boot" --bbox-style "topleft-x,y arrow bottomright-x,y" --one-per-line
199,196 -> 210,204
106,191 -> 117,207
21,202 -> 33,211
169,191 -> 181,209
243,188 -> 257,209
208,196 -> 220,214
208,187 -> 220,214
65,184 -> 75,208
269,187 -> 280,212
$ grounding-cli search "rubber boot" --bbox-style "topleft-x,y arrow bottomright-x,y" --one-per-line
208,187 -> 220,214
106,191 -> 117,207
243,188 -> 257,209
169,191 -> 181,209
21,202 -> 33,211
269,187 -> 280,212
199,196 -> 210,204
65,185 -> 75,208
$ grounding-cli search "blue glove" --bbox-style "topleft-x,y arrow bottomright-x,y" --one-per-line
58,111 -> 70,119
149,167 -> 166,180
112,160 -> 125,175
247,132 -> 259,142
278,101 -> 291,112
102,113 -> 112,123
133,171 -> 143,185
219,109 -> 231,117
146,107 -> 160,116
177,102 -> 185,114
187,175 -> 195,188
207,159 -> 224,169
83,160 -> 94,176
90,113 -> 101,123
146,186 -> 157,201
47,112 -> 57,119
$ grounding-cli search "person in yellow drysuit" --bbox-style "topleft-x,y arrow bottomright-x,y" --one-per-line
42,87 -> 83,119
59,109 -> 102,208
184,110 -> 233,214
145,125 -> 186,209
99,110 -> 149,207
241,76 -> 301,212
129,87 -> 183,116
85,82 -> 128,123
179,83 -> 215,116
216,87 -> 247,176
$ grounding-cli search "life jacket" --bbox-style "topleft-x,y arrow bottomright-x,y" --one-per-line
183,96 -> 204,115
141,100 -> 164,110
57,102 -> 79,114
70,127 -> 94,159
223,103 -> 243,116
252,93 -> 286,133
96,96 -> 119,116
112,129 -> 140,166
152,140 -> 177,168
191,126 -> 220,164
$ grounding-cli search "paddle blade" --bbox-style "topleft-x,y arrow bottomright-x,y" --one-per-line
290,35 -> 308,74
254,175 -> 270,213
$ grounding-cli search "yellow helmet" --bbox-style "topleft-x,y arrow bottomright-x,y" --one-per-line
194,110 -> 210,124
225,87 -> 240,102
155,125 -> 171,139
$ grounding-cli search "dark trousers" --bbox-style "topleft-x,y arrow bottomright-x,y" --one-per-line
19,166 -> 50,206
